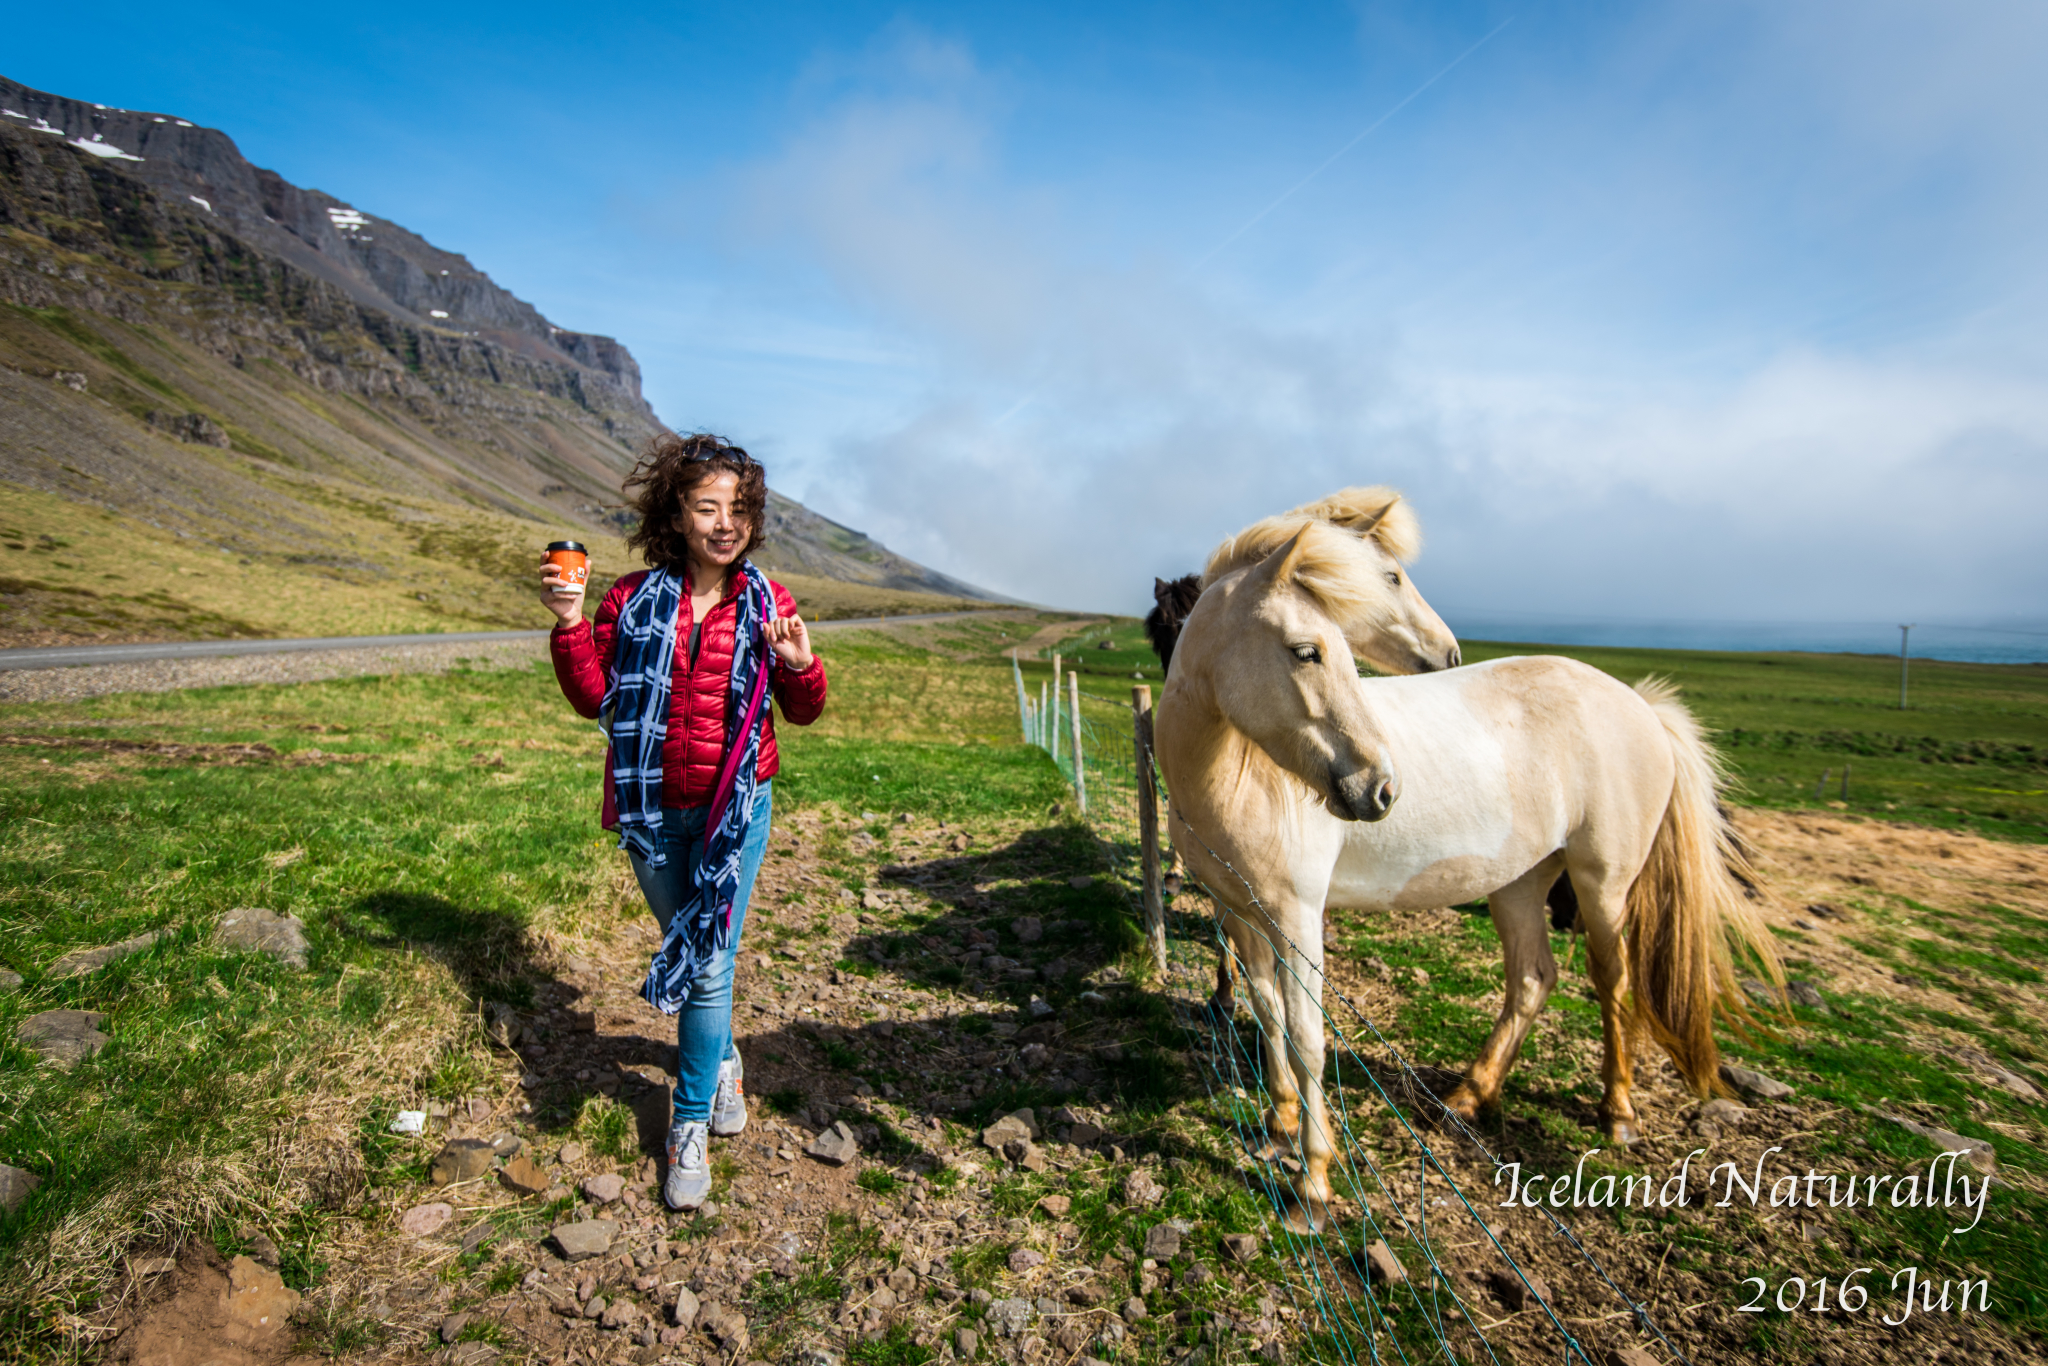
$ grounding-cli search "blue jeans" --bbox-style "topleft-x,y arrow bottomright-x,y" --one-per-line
627,783 -> 772,1124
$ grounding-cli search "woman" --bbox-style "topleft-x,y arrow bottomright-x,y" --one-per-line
540,432 -> 827,1211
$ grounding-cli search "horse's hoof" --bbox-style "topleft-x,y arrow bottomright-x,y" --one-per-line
1602,1114 -> 1643,1147
1440,1085 -> 1485,1125
1280,1193 -> 1330,1235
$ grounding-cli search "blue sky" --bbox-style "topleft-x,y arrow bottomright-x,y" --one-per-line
11,2 -> 2047,628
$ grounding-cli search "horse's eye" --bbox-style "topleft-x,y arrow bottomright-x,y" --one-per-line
1292,645 -> 1321,664
1386,571 -> 1401,586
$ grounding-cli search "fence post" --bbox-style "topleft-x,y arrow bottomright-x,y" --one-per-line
1133,684 -> 1166,974
1039,680 -> 1049,750
1069,670 -> 1086,813
1013,656 -> 1030,744
1051,653 -> 1063,766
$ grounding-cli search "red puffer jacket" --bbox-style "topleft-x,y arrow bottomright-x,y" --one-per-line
551,568 -> 828,817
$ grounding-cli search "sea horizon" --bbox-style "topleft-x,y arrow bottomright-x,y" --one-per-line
1445,616 -> 2048,666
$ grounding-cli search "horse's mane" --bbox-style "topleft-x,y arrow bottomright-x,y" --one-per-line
1244,520 -> 1417,628
1202,486 -> 1420,585
1145,575 -> 1204,670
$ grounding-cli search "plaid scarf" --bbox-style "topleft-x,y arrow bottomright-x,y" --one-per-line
604,563 -> 778,1014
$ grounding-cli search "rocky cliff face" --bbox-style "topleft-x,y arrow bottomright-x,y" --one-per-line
0,75 -> 644,400
0,74 -> 996,606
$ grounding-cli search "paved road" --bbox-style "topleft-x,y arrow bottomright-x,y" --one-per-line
0,609 -> 1018,672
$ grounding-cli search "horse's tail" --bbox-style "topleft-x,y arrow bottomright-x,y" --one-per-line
1625,677 -> 1783,1096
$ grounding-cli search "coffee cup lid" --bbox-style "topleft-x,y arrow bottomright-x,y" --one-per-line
546,541 -> 587,553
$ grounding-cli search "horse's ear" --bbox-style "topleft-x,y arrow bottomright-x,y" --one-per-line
1355,497 -> 1399,539
1250,528 -> 1313,587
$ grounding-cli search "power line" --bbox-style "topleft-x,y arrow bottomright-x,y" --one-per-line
1197,17 -> 1516,267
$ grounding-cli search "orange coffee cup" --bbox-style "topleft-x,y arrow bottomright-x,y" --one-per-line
544,540 -> 588,593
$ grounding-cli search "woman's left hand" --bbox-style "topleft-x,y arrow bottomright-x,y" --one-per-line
766,614 -> 814,671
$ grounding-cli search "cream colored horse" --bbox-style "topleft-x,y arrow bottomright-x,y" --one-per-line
1156,518 -> 1779,1231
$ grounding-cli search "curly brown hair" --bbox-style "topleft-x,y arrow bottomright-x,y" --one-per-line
623,432 -> 768,571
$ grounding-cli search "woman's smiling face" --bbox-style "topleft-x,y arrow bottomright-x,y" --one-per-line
678,470 -> 749,575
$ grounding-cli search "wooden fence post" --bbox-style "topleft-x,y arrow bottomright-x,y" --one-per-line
1051,653 -> 1063,766
1133,684 -> 1166,974
1069,670 -> 1086,812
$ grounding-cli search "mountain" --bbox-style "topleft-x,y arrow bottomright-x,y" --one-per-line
0,74 -> 995,644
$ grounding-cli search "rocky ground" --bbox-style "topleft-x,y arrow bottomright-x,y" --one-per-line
69,802 -> 2048,1366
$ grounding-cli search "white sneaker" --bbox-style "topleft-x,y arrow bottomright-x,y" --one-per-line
664,1120 -> 711,1211
711,1051 -> 747,1136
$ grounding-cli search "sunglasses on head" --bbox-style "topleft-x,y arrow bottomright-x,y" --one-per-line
685,446 -> 754,466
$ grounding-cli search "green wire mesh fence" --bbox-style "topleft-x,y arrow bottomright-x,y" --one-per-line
1015,667 -> 1695,1366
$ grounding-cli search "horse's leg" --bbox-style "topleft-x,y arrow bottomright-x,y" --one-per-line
1444,862 -> 1560,1123
1275,918 -> 1335,1233
1210,941 -> 1238,1016
1572,870 -> 1642,1145
1234,919 -> 1297,1161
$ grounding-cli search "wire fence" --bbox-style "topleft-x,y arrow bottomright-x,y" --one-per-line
1014,655 -> 1692,1366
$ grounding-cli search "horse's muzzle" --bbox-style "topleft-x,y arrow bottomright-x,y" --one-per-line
1332,767 -> 1399,822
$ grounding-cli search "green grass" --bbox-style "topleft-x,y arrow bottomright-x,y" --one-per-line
1456,639 -> 2048,839
3,600 -> 2044,1360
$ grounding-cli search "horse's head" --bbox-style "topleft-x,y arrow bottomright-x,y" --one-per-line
1184,525 -> 1403,822
1144,574 -> 1204,672
1202,487 -> 1460,676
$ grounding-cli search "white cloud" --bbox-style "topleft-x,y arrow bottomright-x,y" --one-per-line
681,14 -> 2048,623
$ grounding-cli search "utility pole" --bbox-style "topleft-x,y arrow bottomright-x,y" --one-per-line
1898,624 -> 1914,710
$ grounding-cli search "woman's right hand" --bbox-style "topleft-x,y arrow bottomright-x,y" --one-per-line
538,558 -> 585,627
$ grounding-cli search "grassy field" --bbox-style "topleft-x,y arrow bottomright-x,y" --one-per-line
0,478 -> 992,649
1030,617 -> 2048,843
0,615 -> 2042,1359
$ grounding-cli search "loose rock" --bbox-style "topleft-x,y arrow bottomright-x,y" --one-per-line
215,908 -> 311,968
1488,1268 -> 1551,1311
17,1009 -> 110,1068
1222,1233 -> 1260,1263
1123,1169 -> 1165,1208
1720,1063 -> 1794,1101
806,1120 -> 860,1166
1699,1098 -> 1749,1126
498,1154 -> 548,1195
484,1001 -> 523,1047
1121,1296 -> 1148,1323
552,1219 -> 618,1261
955,1327 -> 979,1359
982,1116 -> 1032,1153
430,1139 -> 496,1187
0,969 -> 22,992
0,1165 -> 41,1214
1012,917 -> 1043,944
673,1284 -> 700,1329
1786,981 -> 1825,1009
1008,1248 -> 1046,1273
1142,1224 -> 1181,1260
399,1202 -> 454,1236
986,1297 -> 1035,1337
1362,1240 -> 1406,1285
581,1173 -> 625,1204
1036,1195 -> 1072,1218
1885,1114 -> 1997,1172
440,1313 -> 471,1343
49,931 -> 163,980
1605,1349 -> 1659,1366
224,1254 -> 299,1331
